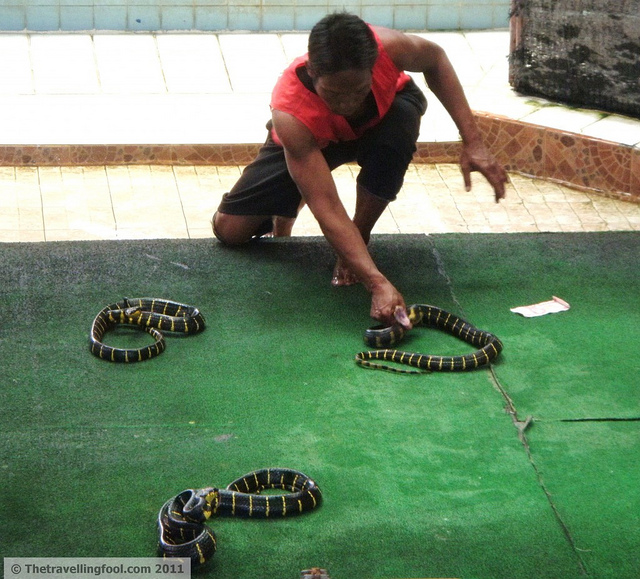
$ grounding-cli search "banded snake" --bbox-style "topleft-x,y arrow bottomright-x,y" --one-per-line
355,304 -> 503,373
157,468 -> 322,568
89,298 -> 205,362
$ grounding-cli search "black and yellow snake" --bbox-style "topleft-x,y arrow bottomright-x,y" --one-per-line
89,298 -> 205,362
157,468 -> 322,568
355,304 -> 503,373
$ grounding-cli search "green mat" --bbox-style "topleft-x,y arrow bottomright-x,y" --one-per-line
1,232 -> 638,579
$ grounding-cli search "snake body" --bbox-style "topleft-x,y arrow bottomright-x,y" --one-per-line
157,468 -> 322,568
356,304 -> 503,373
89,298 -> 205,362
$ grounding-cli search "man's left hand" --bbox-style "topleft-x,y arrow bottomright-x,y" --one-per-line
460,141 -> 508,203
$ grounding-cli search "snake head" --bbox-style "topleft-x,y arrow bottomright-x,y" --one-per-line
182,487 -> 218,521
123,306 -> 143,322
394,306 -> 413,330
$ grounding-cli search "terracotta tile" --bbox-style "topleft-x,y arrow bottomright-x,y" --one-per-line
631,148 -> 640,199
414,142 -> 460,163
0,134 -> 635,213
473,113 -> 546,177
544,131 -> 632,197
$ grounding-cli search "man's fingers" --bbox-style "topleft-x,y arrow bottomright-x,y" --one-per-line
491,168 -> 509,202
465,160 -> 508,202
461,165 -> 472,192
492,175 -> 507,202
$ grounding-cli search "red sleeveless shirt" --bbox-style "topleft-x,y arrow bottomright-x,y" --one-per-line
270,28 -> 411,148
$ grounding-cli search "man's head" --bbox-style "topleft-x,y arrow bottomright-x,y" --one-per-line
306,13 -> 378,117
307,12 -> 378,77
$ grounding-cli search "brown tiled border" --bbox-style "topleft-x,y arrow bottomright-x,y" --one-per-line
471,113 -> 640,203
0,112 -> 637,202
0,144 -> 263,167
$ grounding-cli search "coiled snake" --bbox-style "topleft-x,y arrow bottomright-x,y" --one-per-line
89,298 -> 205,362
157,468 -> 322,568
355,304 -> 503,373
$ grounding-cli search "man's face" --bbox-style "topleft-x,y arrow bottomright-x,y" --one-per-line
310,68 -> 373,117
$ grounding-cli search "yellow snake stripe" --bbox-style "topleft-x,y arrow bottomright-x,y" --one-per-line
195,543 -> 206,566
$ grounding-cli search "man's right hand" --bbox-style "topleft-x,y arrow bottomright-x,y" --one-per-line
369,278 -> 412,329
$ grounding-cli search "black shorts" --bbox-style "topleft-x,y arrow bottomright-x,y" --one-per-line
217,79 -> 427,218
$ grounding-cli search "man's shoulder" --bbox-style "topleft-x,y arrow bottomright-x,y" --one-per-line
370,26 -> 413,68
371,25 -> 405,48
371,25 -> 434,73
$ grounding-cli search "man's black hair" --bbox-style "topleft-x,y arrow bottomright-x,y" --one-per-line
307,12 -> 378,77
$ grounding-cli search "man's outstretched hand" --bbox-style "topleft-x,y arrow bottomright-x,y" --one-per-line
460,140 -> 508,203
369,280 -> 412,329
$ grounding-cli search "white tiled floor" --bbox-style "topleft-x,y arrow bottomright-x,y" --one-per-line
0,29 -> 639,243
2,162 -> 640,243
1,30 -> 639,146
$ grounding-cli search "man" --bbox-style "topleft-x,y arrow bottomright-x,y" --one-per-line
212,12 -> 507,329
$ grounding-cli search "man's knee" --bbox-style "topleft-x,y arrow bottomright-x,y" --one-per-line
212,212 -> 272,245
212,212 -> 248,245
357,146 -> 412,202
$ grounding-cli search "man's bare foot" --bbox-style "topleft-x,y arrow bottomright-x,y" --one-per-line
331,259 -> 359,286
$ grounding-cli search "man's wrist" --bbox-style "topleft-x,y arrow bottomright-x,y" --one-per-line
459,127 -> 483,148
363,272 -> 389,293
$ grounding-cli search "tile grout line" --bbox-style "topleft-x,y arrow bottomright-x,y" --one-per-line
91,34 -> 104,93
103,166 -> 118,238
153,33 -> 170,93
35,166 -> 46,241
26,33 -> 36,94
216,34 -> 234,93
170,165 -> 193,239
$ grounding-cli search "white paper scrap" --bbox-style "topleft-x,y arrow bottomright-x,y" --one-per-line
510,296 -> 570,318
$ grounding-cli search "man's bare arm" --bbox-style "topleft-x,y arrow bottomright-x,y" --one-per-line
375,26 -> 508,201
271,109 -> 409,325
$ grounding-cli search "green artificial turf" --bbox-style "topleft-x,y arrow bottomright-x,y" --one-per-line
427,232 -> 640,421
1,232 -> 638,579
